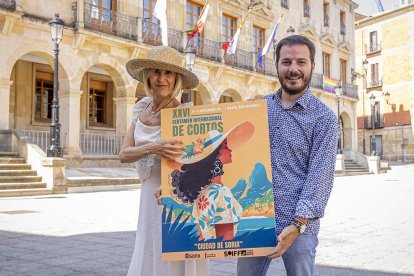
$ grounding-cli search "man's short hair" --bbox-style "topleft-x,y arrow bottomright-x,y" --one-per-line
275,35 -> 316,65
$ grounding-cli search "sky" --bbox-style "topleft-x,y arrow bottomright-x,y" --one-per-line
353,0 -> 401,15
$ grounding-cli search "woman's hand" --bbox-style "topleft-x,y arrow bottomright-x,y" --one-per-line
153,139 -> 184,159
154,185 -> 162,205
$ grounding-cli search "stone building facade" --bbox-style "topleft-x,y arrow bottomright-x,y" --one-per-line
355,4 -> 414,161
0,0 -> 358,167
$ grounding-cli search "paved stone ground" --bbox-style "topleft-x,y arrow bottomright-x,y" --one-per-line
1,163 -> 413,275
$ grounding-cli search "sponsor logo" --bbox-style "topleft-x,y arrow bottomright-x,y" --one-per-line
224,250 -> 247,257
185,253 -> 201,259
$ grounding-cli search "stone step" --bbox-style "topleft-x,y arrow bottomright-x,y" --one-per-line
0,164 -> 31,170
0,158 -> 26,164
0,176 -> 42,183
0,170 -> 37,176
345,165 -> 366,169
0,152 -> 19,157
346,171 -> 373,176
0,188 -> 53,197
0,182 -> 47,190
66,177 -> 140,187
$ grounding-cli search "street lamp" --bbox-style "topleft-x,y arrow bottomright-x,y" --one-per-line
184,46 -> 196,103
287,26 -> 295,36
369,93 -> 377,156
384,91 -> 390,104
335,81 -> 343,154
47,13 -> 64,158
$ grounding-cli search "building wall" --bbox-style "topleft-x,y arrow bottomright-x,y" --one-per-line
0,0 -> 359,160
355,5 -> 414,161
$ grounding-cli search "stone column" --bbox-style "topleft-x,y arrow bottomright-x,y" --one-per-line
0,79 -> 13,130
113,97 -> 137,136
59,89 -> 83,156
41,157 -> 67,193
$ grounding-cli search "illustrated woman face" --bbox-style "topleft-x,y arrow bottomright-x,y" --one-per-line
218,140 -> 232,164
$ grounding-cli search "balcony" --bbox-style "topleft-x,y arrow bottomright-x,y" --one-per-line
84,1 -> 138,40
281,0 -> 289,9
340,24 -> 346,35
187,36 -> 222,62
367,42 -> 382,54
364,114 -> 385,129
324,14 -> 329,27
342,83 -> 358,99
72,2 -> 278,77
368,78 -> 383,88
304,3 -> 310,18
255,56 -> 277,77
310,73 -> 323,89
0,0 -> 15,11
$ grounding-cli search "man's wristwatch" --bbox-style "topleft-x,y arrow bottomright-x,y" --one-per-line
291,219 -> 306,234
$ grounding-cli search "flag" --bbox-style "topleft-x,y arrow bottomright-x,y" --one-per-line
258,15 -> 282,68
153,0 -> 168,46
186,0 -> 211,39
226,28 -> 241,55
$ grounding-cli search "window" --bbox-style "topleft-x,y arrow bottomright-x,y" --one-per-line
323,52 -> 330,77
303,0 -> 310,17
89,0 -> 117,32
340,59 -> 347,84
186,1 -> 203,37
222,14 -> 236,42
323,3 -> 329,27
89,80 -> 107,126
253,25 -> 265,53
281,0 -> 289,9
370,63 -> 379,86
369,31 -> 378,52
340,11 -> 346,35
35,71 -> 54,122
375,101 -> 381,124
143,0 -> 161,45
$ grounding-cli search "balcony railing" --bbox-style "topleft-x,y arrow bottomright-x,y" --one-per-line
73,3 -> 278,78
0,0 -> 15,11
342,83 -> 358,99
255,57 -> 277,77
368,78 -> 383,88
304,3 -> 310,18
187,36 -> 222,62
281,0 -> 289,9
310,73 -> 323,89
367,42 -> 382,53
340,24 -> 346,35
84,1 -> 138,40
19,130 -> 65,153
364,114 -> 385,129
80,133 -> 124,155
324,14 -> 329,27
223,49 -> 254,71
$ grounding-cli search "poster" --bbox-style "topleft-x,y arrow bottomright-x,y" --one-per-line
160,100 -> 275,260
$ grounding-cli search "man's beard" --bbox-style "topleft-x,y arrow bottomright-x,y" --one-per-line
278,69 -> 313,95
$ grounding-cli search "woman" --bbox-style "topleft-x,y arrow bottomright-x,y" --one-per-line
119,46 -> 209,276
171,122 -> 254,241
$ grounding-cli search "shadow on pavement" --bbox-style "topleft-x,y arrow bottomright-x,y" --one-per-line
0,230 -> 411,276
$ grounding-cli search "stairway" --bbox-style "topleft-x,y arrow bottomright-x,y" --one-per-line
344,159 -> 371,176
0,152 -> 52,197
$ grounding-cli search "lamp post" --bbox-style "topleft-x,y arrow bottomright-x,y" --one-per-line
47,14 -> 64,158
369,93 -> 376,156
362,58 -> 368,154
184,46 -> 196,103
287,26 -> 295,36
335,81 -> 343,154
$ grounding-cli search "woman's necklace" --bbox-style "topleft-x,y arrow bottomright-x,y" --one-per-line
151,97 -> 174,114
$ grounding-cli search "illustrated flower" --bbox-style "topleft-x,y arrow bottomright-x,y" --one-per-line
198,195 -> 210,211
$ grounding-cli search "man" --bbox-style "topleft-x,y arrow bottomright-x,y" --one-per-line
237,35 -> 338,275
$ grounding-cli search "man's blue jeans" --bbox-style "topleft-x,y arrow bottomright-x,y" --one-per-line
236,234 -> 318,276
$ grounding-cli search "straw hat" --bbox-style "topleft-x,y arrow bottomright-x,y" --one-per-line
175,121 -> 255,164
126,46 -> 199,89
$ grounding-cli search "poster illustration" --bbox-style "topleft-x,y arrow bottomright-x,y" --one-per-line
160,100 -> 275,260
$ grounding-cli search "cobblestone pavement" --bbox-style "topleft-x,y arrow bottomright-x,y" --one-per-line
1,163 -> 413,275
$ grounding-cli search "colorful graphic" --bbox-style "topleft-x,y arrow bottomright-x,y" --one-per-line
161,100 -> 275,260
323,76 -> 339,93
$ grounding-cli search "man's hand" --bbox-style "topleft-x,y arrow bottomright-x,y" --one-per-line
267,225 -> 300,259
